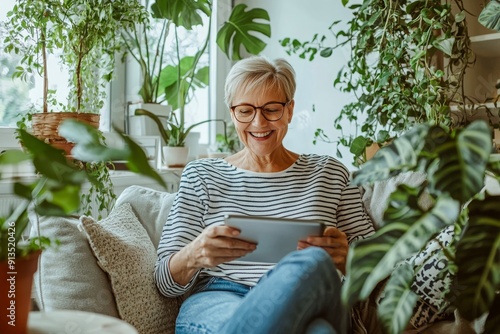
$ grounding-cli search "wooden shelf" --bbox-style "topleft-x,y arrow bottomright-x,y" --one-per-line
470,33 -> 500,58
450,102 -> 499,112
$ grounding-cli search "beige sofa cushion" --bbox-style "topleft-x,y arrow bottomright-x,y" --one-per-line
29,214 -> 119,317
29,185 -> 178,332
80,203 -> 179,334
114,185 -> 177,248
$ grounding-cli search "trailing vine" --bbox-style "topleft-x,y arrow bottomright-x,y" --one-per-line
282,0 -> 472,165
79,161 -> 116,220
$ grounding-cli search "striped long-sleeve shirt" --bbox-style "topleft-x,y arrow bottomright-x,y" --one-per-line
154,154 -> 375,298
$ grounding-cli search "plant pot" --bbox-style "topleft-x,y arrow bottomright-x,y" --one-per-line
127,103 -> 171,139
31,112 -> 100,156
1,250 -> 41,334
162,146 -> 189,168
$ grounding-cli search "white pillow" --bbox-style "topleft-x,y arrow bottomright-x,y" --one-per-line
114,185 -> 177,248
79,203 -> 179,334
29,214 -> 119,317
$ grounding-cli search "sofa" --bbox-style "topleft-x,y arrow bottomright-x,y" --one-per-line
29,174 -> 489,334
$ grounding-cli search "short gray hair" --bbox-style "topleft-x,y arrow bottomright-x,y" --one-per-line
224,56 -> 296,107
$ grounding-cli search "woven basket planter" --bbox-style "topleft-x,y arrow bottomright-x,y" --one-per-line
31,112 -> 100,156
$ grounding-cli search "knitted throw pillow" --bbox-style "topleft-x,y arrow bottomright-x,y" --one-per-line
79,203 -> 179,334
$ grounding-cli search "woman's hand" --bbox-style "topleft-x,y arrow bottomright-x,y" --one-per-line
297,226 -> 348,274
170,225 -> 256,285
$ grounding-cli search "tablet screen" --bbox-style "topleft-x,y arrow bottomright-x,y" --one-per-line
224,214 -> 325,263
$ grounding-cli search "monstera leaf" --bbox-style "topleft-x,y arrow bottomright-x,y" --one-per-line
152,0 -> 211,30
479,0 -> 500,32
159,56 -> 209,111
216,4 -> 271,60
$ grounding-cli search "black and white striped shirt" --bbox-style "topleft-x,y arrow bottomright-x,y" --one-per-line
155,154 -> 375,297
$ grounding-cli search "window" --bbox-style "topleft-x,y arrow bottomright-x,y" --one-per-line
0,0 -> 212,148
0,0 -> 74,128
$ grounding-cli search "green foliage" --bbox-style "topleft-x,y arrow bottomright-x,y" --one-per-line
122,0 -> 270,147
59,119 -> 168,188
281,0 -> 472,166
342,120 -> 500,333
216,4 -> 271,60
455,197 -> 500,321
0,120 -> 168,261
378,263 -> 418,334
80,161 -> 116,221
5,0 -> 147,114
134,108 -> 229,147
479,0 -> 500,31
214,123 -> 242,153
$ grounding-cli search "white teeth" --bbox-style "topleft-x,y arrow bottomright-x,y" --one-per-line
251,131 -> 272,138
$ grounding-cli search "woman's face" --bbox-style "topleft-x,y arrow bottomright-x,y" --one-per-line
230,87 -> 294,158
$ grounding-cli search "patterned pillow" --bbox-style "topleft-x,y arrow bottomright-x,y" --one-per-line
376,225 -> 456,329
406,225 -> 455,328
79,203 -> 180,334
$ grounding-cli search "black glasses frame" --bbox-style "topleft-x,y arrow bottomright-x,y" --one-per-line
230,101 -> 289,123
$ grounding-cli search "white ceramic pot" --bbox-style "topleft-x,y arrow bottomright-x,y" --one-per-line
162,146 -> 189,168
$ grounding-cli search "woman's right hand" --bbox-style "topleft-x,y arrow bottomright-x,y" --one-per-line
169,225 -> 256,285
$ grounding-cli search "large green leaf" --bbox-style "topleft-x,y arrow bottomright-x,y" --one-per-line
342,185 -> 459,308
378,263 -> 418,334
0,149 -> 30,165
352,124 -> 429,185
159,56 -> 209,111
430,121 -> 492,204
479,0 -> 500,32
151,0 -> 211,30
59,119 -> 167,189
216,4 -> 271,60
455,195 -> 500,321
483,294 -> 500,334
40,181 -> 82,216
18,130 -> 88,185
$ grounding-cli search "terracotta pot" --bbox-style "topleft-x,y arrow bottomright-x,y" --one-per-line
31,112 -> 100,156
0,250 -> 41,334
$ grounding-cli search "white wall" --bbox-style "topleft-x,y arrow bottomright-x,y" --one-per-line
235,0 -> 356,168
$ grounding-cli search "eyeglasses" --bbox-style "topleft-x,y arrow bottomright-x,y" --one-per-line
230,101 -> 289,123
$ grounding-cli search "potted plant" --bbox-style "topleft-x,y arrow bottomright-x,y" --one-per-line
5,0 -> 148,154
340,119 -> 500,333
0,119 -> 166,333
5,0 -> 148,218
208,122 -> 242,157
0,131 -> 91,334
131,0 -> 271,166
281,0 -> 474,166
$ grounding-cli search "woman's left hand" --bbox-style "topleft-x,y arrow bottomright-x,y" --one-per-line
297,226 -> 348,274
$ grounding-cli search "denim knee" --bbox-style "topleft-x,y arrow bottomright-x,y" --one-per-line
306,318 -> 337,334
284,247 -> 337,279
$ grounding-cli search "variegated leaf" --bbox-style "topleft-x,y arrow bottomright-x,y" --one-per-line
455,195 -> 500,321
430,121 -> 492,204
378,263 -> 418,334
352,124 -> 429,185
483,294 -> 500,334
342,185 -> 459,307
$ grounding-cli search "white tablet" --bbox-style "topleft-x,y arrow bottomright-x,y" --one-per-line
224,214 -> 325,263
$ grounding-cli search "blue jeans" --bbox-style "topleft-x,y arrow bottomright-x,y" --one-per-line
176,247 -> 348,334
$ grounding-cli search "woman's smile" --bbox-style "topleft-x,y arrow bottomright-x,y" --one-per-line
250,130 -> 273,138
